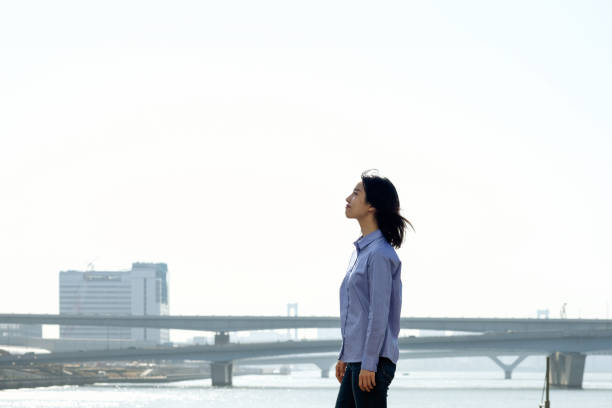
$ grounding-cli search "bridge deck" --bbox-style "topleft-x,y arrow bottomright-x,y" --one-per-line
2,314 -> 612,333
1,329 -> 611,366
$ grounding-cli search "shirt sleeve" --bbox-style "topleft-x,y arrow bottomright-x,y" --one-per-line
361,251 -> 394,372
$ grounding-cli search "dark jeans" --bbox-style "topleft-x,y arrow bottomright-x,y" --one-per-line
335,357 -> 396,408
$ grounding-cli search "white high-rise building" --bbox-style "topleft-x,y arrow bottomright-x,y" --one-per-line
59,262 -> 169,343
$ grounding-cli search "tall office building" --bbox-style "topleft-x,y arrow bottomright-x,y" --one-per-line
59,262 -> 169,343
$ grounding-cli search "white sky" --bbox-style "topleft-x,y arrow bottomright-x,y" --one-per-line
1,1 -> 611,332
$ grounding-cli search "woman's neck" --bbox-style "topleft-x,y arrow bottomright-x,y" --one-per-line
358,216 -> 379,237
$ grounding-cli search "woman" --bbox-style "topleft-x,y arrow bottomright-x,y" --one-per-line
335,169 -> 411,408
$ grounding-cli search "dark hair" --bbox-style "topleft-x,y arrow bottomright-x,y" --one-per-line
361,169 -> 413,248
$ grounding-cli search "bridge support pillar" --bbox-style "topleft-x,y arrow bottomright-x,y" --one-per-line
214,332 -> 230,345
549,352 -> 585,389
314,360 -> 334,378
211,332 -> 232,386
488,355 -> 527,379
211,361 -> 233,387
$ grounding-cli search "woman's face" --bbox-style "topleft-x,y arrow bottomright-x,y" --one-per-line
345,181 -> 372,219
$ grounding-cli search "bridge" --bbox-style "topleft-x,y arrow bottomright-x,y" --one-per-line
1,314 -> 611,388
2,328 -> 611,363
2,313 -> 612,333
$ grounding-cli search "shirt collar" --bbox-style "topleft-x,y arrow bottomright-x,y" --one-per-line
353,229 -> 384,252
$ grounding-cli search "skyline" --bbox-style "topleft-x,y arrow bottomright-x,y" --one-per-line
1,1 -> 611,327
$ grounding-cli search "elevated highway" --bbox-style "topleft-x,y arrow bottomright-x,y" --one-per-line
2,329 -> 611,387
3,314 -> 611,388
2,329 -> 611,366
2,314 -> 612,333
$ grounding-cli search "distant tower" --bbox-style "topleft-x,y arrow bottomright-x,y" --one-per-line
287,303 -> 298,340
536,309 -> 550,319
560,303 -> 567,319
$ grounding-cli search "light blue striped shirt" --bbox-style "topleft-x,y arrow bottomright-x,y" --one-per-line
338,229 -> 402,372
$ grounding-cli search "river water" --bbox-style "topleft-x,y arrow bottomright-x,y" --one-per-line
1,370 -> 611,407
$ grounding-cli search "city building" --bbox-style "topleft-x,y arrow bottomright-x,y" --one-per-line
59,262 -> 169,343
0,324 -> 42,339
